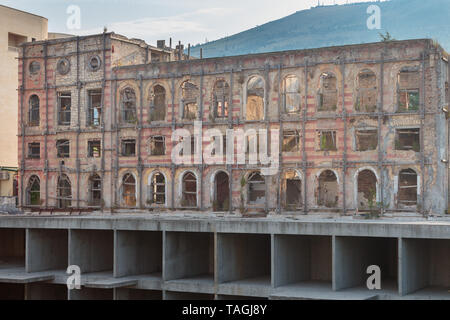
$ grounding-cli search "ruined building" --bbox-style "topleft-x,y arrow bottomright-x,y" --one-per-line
0,35 -> 447,300
17,35 -> 450,216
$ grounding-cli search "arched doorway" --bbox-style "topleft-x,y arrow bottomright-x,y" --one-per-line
214,171 -> 229,211
318,170 -> 338,208
398,169 -> 418,207
357,169 -> 378,209
122,173 -> 136,207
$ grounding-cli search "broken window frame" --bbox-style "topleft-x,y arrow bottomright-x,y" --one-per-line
247,172 -> 265,205
282,75 -> 301,114
88,174 -> 102,207
28,142 -> 40,159
88,140 -> 101,158
28,95 -> 40,126
87,89 -> 103,126
355,129 -> 378,152
56,140 -> 70,158
284,171 -> 302,209
397,68 -> 421,112
121,88 -> 137,124
122,173 -> 136,207
149,85 -> 166,122
27,175 -> 40,206
398,169 -> 418,206
246,76 -> 265,121
57,174 -> 72,209
282,130 -> 301,153
213,80 -> 230,119
356,70 -> 378,113
149,172 -> 166,205
57,92 -> 72,126
318,131 -> 337,151
395,128 -> 421,152
181,172 -> 197,208
121,139 -> 136,157
149,136 -> 166,156
181,81 -> 199,120
318,72 -> 338,112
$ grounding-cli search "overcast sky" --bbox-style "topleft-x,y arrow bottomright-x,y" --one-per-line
1,0 -> 382,46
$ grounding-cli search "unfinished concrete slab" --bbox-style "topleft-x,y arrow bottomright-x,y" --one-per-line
26,229 -> 67,273
25,283 -> 67,300
333,236 -> 398,292
115,288 -> 162,300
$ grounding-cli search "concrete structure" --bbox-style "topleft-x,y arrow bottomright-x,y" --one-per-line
18,37 -> 450,216
0,5 -> 47,202
0,214 -> 448,300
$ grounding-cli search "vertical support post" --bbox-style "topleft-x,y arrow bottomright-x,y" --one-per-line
341,59 -> 347,215
19,46 -> 26,208
138,74 -> 144,208
277,62 -> 283,214
199,70 -> 204,211
44,43 -> 49,208
114,78 -> 120,208
171,76 -> 176,210
228,69 -> 234,215
420,50 -> 427,215
378,52 -> 385,214
302,61 -> 309,215
100,32 -> 107,211
76,36 -> 81,208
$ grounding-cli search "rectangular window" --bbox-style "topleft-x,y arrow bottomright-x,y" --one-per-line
88,140 -> 101,158
355,130 -> 378,151
282,130 -> 301,152
88,90 -> 102,126
28,143 -> 40,159
318,131 -> 337,151
395,129 -> 420,152
149,136 -> 165,156
398,70 -> 420,112
121,139 -> 136,157
58,92 -> 71,125
56,140 -> 70,158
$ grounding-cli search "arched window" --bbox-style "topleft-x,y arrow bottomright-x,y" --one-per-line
318,170 -> 338,208
27,175 -> 40,206
283,76 -> 301,113
181,81 -> 198,120
121,87 -> 137,123
318,72 -> 338,112
29,95 -> 40,126
149,172 -> 165,205
248,172 -> 265,204
122,173 -> 136,207
357,170 -> 377,209
246,76 -> 264,120
149,85 -> 166,121
182,172 -> 197,208
356,70 -> 377,112
89,174 -> 101,207
213,80 -> 230,119
57,174 -> 72,209
398,169 -> 418,207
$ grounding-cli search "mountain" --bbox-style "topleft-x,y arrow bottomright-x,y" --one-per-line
190,0 -> 450,58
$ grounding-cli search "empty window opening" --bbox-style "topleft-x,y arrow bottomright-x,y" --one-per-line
29,61 -> 41,75
246,76 -> 264,120
284,171 -> 302,209
213,80 -> 230,119
318,170 -> 338,208
357,170 -> 377,209
57,174 -> 72,209
283,130 -> 301,152
27,176 -> 40,206
182,172 -> 197,208
122,173 -> 136,207
181,81 -> 199,120
121,88 -> 137,123
57,92 -> 71,126
318,131 -> 337,151
214,171 -> 230,211
283,75 -> 301,113
149,172 -> 165,205
356,70 -> 377,112
248,172 -> 265,205
121,139 -> 136,157
28,143 -> 40,159
149,85 -> 166,121
398,169 -> 418,207
88,90 -> 102,126
56,140 -> 70,158
356,130 -> 378,151
318,73 -> 338,112
88,140 -> 101,158
89,174 -> 101,207
395,129 -> 420,152
398,68 -> 420,112
8,33 -> 27,49
28,95 -> 40,126
149,136 -> 165,156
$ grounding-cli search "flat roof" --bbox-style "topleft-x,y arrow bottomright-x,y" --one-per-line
0,4 -> 47,20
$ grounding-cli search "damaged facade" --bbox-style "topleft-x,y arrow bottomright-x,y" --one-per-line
18,36 -> 450,215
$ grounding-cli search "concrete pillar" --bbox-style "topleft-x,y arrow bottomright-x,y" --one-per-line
114,230 -> 162,278
164,232 -> 213,281
69,229 -> 113,274
398,238 -> 429,296
26,229 -> 68,273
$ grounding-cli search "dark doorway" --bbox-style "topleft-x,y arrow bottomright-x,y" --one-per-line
214,171 -> 230,211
